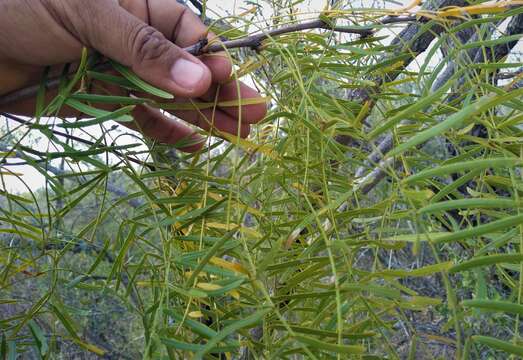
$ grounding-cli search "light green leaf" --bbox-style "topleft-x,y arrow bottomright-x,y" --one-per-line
472,336 -> 523,357
111,61 -> 173,99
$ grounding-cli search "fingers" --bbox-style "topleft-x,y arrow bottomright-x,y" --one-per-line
200,53 -> 233,84
145,0 -> 204,47
200,81 -> 268,124
4,0 -> 266,147
130,104 -> 205,152
56,0 -> 212,97
124,0 -> 233,84
171,106 -> 251,139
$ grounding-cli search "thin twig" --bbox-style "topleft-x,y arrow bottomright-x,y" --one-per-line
186,16 -> 418,54
1,112 -> 150,168
185,19 -> 372,54
0,62 -> 112,108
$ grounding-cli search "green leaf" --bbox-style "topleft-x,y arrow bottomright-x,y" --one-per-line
271,323 -> 375,339
1,336 -> 16,360
369,262 -> 453,278
193,307 -> 272,359
108,224 -> 137,284
50,303 -> 105,356
433,214 -> 523,245
462,300 -> 523,316
160,337 -> 238,352
419,198 -> 518,214
7,341 -> 15,360
185,230 -> 236,285
28,320 -> 48,357
369,78 -> 453,138
472,336 -> 523,357
461,34 -> 523,50
110,61 -> 173,99
70,93 -> 148,105
450,254 -> 523,273
0,333 -> 5,359
272,284 -> 401,301
163,309 -> 218,340
294,334 -> 365,354
404,158 -> 523,184
86,71 -> 140,90
387,92 -> 500,158
63,99 -> 134,126
50,302 -> 79,336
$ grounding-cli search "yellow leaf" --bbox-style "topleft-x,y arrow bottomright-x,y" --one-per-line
196,282 -> 222,291
378,60 -> 405,74
155,97 -> 270,111
206,192 -> 222,201
220,133 -> 279,160
238,6 -> 257,17
403,188 -> 434,205
355,100 -> 372,126
230,290 -> 240,300
174,180 -> 188,196
236,58 -> 266,78
78,342 -> 106,356
423,334 -> 456,346
370,262 -> 453,278
218,97 -> 271,107
392,0 -> 421,14
61,337 -> 106,356
437,1 -> 514,17
209,257 -> 249,275
188,311 -> 204,318
205,222 -> 262,239
196,283 -> 241,299
207,192 -> 263,217
0,152 -> 16,157
456,122 -> 476,135
258,124 -> 276,142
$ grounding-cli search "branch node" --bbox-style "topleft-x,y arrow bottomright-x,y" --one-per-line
249,37 -> 264,52
195,37 -> 209,54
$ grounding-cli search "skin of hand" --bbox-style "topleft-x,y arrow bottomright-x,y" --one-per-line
0,0 -> 267,152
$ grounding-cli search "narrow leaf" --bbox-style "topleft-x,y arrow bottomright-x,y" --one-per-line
111,61 -> 173,99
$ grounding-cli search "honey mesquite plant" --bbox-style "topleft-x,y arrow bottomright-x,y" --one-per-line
1,0 -> 523,358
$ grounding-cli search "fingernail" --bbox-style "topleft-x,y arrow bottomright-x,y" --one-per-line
171,58 -> 205,89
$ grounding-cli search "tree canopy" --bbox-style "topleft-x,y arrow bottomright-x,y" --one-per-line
1,0 -> 523,358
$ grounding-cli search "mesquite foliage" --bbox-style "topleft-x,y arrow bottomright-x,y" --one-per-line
1,0 -> 523,358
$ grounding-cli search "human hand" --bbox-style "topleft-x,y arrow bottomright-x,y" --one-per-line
0,0 -> 266,152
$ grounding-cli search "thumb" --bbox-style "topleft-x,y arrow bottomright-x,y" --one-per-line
60,1 -> 212,97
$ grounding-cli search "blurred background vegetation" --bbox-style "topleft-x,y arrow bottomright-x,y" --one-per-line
1,0 -> 523,358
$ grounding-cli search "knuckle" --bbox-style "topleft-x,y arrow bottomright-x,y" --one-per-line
41,0 -> 100,45
171,5 -> 188,40
131,25 -> 172,64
